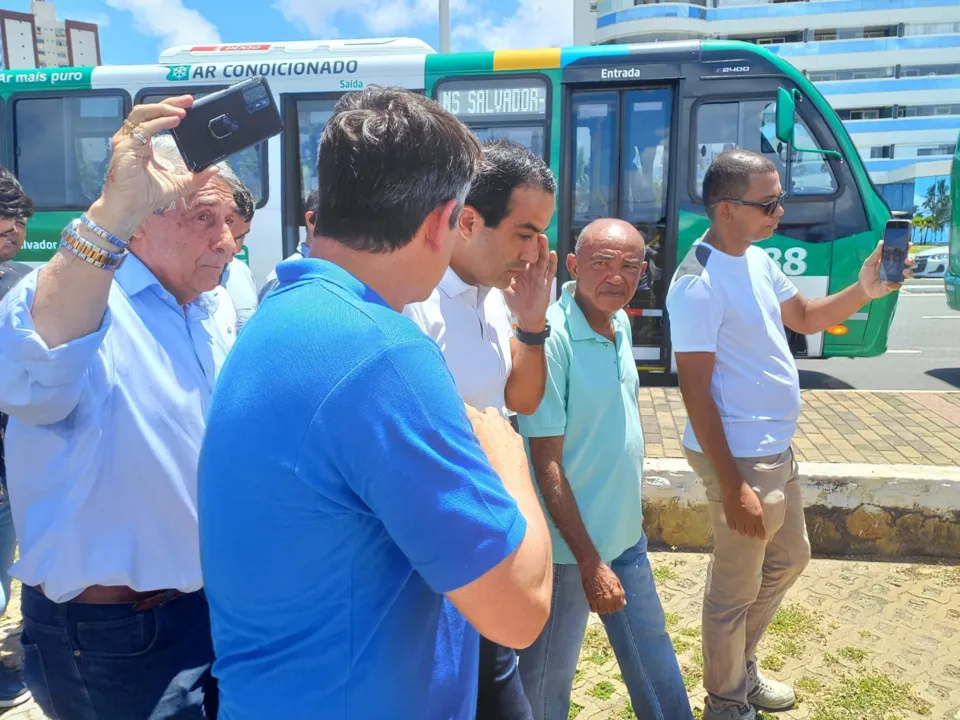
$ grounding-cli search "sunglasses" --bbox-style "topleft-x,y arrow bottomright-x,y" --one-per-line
711,191 -> 786,217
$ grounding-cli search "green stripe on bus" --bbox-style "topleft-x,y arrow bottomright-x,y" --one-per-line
0,67 -> 93,94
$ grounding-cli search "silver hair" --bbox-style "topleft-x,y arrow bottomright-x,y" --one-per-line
106,133 -> 238,215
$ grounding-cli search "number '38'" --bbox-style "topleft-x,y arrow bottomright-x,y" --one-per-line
765,247 -> 808,275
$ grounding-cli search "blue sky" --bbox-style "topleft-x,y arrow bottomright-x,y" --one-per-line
9,0 -> 573,65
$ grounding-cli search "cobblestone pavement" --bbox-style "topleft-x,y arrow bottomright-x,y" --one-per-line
570,552 -> 960,720
640,389 -> 960,466
1,552 -> 957,719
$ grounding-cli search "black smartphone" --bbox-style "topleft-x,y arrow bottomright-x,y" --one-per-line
170,76 -> 283,173
879,218 -> 911,283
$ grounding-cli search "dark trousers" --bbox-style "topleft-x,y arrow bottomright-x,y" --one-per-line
477,636 -> 534,720
20,585 -> 217,719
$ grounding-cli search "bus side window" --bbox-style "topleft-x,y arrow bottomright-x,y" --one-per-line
694,99 -> 837,198
13,95 -> 125,209
296,99 -> 337,213
572,92 -> 617,223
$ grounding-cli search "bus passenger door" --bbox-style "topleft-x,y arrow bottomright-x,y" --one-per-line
565,86 -> 677,372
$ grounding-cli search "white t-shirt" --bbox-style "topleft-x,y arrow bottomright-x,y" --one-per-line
221,258 -> 259,332
666,238 -> 801,458
403,267 -> 514,418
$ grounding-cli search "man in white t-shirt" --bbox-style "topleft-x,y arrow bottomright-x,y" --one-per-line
404,140 -> 557,719
258,189 -> 318,303
666,149 -> 911,720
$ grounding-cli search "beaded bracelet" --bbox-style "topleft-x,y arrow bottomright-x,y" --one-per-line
61,223 -> 127,271
78,213 -> 129,251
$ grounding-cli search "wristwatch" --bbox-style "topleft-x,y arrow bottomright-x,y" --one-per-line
515,322 -> 551,346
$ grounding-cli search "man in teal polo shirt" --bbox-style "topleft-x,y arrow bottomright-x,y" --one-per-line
517,218 -> 691,720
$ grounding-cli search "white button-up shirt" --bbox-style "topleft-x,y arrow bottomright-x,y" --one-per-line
404,267 -> 514,418
0,255 -> 235,603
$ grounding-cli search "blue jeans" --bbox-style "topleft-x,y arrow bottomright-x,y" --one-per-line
0,478 -> 25,694
0,479 -> 17,616
478,636 -> 534,719
20,586 -> 217,719
518,537 -> 693,720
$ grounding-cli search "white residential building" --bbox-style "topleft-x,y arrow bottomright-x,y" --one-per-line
0,0 -> 100,70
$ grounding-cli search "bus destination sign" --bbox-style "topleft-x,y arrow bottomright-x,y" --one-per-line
438,78 -> 547,121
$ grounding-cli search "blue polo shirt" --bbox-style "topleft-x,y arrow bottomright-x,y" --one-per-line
518,281 -> 644,566
198,258 -> 526,720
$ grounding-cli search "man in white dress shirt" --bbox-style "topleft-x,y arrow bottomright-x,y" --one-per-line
0,96 -> 234,719
404,139 -> 557,719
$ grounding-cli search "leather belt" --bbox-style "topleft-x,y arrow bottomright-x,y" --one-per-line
32,584 -> 184,611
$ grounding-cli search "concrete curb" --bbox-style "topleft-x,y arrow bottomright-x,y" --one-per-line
641,458 -> 960,558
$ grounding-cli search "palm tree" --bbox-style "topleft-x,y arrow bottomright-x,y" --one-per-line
922,179 -> 950,242
914,214 -> 934,245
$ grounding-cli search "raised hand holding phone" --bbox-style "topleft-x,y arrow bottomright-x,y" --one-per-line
170,76 -> 283,173
861,218 -> 915,297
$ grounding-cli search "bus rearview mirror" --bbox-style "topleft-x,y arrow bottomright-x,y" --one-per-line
775,88 -> 843,161
775,88 -> 796,145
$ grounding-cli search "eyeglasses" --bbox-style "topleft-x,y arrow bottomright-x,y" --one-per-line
711,191 -> 786,217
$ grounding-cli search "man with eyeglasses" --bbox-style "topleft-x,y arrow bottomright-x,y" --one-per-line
666,149 -> 910,720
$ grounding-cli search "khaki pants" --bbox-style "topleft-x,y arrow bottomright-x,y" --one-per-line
684,446 -> 811,710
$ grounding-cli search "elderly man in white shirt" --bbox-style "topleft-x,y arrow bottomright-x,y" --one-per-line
0,96 -> 236,719
404,139 -> 557,720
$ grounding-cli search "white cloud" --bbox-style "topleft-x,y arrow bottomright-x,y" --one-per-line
452,0 -> 574,51
104,0 -> 221,48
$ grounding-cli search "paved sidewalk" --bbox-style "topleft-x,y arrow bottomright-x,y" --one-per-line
572,552 -> 960,720
0,554 -> 957,719
640,389 -> 960,466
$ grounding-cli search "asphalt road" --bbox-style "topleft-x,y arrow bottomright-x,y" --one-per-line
797,278 -> 960,390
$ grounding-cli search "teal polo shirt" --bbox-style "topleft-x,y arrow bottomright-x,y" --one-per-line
518,281 -> 645,566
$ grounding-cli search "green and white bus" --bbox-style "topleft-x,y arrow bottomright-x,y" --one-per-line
946,131 -> 960,310
1,37 -> 894,373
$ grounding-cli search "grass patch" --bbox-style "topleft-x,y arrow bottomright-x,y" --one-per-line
839,646 -> 868,663
569,701 -> 584,719
768,604 -> 822,641
615,700 -> 637,719
823,653 -> 841,667
693,709 -> 704,720
652,565 -> 679,584
588,680 -> 616,701
796,676 -> 824,695
760,655 -> 786,672
573,668 -> 583,684
809,672 -> 931,719
682,666 -> 703,690
680,626 -> 702,638
682,648 -> 704,690
582,626 -> 613,665
664,611 -> 681,630
858,630 -> 874,639
615,672 -> 623,682
776,638 -> 804,658
673,637 -> 694,655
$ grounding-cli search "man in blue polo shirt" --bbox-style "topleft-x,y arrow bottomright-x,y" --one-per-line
517,219 -> 691,720
198,87 -> 553,720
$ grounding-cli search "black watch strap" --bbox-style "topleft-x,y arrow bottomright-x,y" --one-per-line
515,322 -> 551,346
